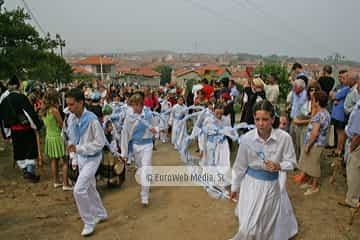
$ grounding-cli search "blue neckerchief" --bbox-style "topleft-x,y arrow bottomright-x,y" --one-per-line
131,107 -> 153,145
73,110 -> 98,144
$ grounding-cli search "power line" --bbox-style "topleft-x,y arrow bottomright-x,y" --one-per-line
20,0 -> 46,36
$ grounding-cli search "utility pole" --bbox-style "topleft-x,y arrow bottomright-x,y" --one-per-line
100,56 -> 104,81
55,34 -> 66,58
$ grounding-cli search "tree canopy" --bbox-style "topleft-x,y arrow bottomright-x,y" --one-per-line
255,61 -> 291,102
0,7 -> 72,83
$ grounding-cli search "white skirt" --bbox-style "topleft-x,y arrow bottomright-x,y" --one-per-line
233,174 -> 280,240
274,172 -> 298,240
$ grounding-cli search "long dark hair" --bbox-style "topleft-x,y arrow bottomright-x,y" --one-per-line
252,100 -> 279,128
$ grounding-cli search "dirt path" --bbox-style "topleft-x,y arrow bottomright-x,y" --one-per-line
0,141 -> 359,240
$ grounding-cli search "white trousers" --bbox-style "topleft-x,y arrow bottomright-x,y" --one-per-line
74,155 -> 107,226
133,143 -> 153,202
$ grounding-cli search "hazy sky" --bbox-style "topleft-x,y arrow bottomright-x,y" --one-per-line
4,0 -> 360,60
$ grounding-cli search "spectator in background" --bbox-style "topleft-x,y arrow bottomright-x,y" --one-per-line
330,71 -> 351,157
265,73 -> 280,105
344,73 -> 360,115
87,91 -> 103,121
292,62 -> 309,85
240,77 -> 266,125
279,113 -> 289,132
297,91 -> 330,195
229,80 -> 239,101
289,79 -> 308,160
201,78 -> 214,101
341,98 -> 360,209
143,86 -> 159,111
318,65 -> 335,95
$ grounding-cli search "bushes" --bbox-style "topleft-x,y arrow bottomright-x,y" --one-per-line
254,61 -> 291,103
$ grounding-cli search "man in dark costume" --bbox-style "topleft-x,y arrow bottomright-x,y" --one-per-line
0,76 -> 43,182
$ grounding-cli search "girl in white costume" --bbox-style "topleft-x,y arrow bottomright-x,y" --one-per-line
159,96 -> 172,143
120,93 -> 158,206
199,103 -> 232,186
168,96 -> 187,149
230,100 -> 297,240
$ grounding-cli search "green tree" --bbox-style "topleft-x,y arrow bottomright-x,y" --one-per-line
254,61 -> 290,103
155,65 -> 172,85
0,7 -> 72,82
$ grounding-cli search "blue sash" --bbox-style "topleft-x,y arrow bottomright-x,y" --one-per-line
73,110 -> 102,158
208,134 -> 226,143
246,167 -> 279,181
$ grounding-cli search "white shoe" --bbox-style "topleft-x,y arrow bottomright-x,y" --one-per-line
81,224 -> 95,236
300,183 -> 311,189
141,199 -> 149,207
95,216 -> 108,224
54,183 -> 62,188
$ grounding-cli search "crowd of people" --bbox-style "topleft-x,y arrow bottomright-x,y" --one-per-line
0,61 -> 359,239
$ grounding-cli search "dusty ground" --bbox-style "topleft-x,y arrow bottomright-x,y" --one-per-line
0,138 -> 359,240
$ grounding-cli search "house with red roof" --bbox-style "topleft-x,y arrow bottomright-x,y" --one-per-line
195,65 -> 231,82
173,69 -> 201,88
231,69 -> 249,84
73,56 -> 115,79
117,67 -> 161,87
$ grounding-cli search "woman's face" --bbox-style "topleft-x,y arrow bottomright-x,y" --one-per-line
254,110 -> 274,135
308,87 -> 316,99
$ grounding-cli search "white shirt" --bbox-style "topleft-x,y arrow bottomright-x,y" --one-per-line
265,84 -> 280,104
68,109 -> 106,161
231,128 -> 297,192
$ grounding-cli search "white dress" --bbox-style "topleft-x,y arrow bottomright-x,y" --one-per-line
274,172 -> 298,240
168,104 -> 187,149
200,114 -> 232,186
231,128 -> 297,240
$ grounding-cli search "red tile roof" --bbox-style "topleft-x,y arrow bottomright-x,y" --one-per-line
74,56 -> 115,65
72,66 -> 91,75
195,65 -> 230,76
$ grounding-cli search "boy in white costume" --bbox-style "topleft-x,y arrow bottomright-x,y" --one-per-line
66,89 -> 108,237
230,100 -> 297,240
120,93 -> 158,206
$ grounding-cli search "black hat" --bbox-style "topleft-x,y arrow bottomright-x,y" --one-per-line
8,75 -> 20,86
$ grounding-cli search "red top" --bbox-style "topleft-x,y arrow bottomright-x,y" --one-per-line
202,84 -> 214,100
144,95 -> 159,109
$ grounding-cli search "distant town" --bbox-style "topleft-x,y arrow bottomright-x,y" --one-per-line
67,51 -> 360,86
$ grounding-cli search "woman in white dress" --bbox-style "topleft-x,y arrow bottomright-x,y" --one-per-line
230,100 -> 297,240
